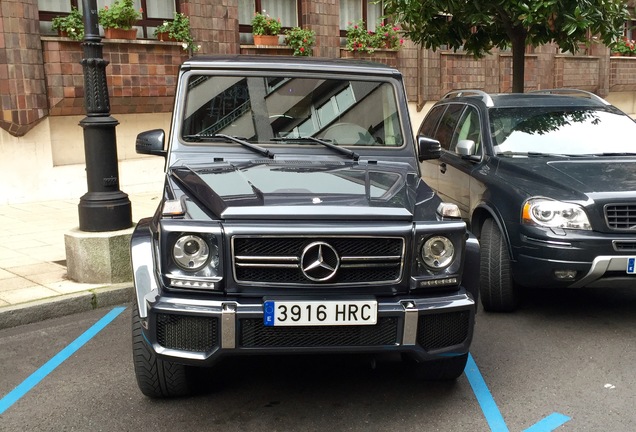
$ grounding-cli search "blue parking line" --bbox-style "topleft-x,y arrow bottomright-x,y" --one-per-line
465,353 -> 510,431
465,353 -> 571,432
0,306 -> 126,415
523,413 -> 571,432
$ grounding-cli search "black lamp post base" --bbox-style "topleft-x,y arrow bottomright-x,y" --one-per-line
78,191 -> 132,232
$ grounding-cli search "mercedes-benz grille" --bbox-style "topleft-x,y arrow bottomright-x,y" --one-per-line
232,236 -> 405,285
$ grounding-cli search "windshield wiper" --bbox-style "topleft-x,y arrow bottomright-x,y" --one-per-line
590,152 -> 636,157
182,133 -> 275,159
271,136 -> 359,161
497,151 -> 571,158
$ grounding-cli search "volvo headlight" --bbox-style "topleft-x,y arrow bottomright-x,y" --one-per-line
420,236 -> 455,269
522,198 -> 591,230
173,235 -> 218,271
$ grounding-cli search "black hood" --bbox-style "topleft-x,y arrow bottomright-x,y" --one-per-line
495,157 -> 636,199
171,160 -> 429,220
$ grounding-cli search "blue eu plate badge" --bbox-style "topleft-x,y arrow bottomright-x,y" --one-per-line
264,301 -> 275,326
628,257 -> 635,274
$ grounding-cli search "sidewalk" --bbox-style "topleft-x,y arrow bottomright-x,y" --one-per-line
0,191 -> 161,328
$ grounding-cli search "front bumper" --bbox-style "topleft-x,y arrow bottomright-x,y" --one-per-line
511,225 -> 636,288
139,290 -> 476,366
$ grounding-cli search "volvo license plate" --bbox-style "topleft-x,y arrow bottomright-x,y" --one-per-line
263,300 -> 377,327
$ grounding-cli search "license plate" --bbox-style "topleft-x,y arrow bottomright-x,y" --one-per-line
628,257 -> 635,274
263,300 -> 377,327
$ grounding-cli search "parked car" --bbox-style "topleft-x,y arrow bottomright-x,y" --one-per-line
416,89 -> 636,312
130,56 -> 480,397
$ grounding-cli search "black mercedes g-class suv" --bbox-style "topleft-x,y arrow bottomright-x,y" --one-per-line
131,55 -> 479,397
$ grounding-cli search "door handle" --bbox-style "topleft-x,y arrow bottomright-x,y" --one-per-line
439,163 -> 447,174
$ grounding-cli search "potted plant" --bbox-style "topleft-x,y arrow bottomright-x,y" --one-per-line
251,11 -> 282,46
153,12 -> 199,52
98,0 -> 141,40
375,22 -> 404,50
51,7 -> 84,41
284,27 -> 316,56
345,20 -> 378,53
611,37 -> 635,56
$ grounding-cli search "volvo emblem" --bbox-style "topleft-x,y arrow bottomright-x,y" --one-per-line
300,242 -> 340,282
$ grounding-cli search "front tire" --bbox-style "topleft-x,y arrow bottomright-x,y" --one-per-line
132,303 -> 193,398
479,218 -> 521,312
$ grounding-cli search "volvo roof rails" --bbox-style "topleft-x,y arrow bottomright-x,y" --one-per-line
528,88 -> 610,105
441,90 -> 494,107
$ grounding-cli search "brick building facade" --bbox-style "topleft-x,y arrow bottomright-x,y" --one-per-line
1,0 -> 636,203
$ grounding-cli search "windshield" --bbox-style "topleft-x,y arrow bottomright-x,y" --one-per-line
180,75 -> 404,147
489,107 -> 636,156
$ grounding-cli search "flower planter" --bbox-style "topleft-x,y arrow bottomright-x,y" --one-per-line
104,28 -> 138,40
156,31 -> 177,42
253,34 -> 279,46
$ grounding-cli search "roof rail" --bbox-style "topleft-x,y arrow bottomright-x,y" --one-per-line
528,88 -> 610,105
441,90 -> 494,107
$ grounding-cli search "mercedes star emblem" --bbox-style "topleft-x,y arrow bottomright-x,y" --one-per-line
300,241 -> 340,282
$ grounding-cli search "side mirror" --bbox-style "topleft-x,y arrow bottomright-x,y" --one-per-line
417,136 -> 441,161
456,139 -> 476,157
136,129 -> 167,157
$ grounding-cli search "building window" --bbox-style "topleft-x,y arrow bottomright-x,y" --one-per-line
238,0 -> 300,33
38,0 -> 179,39
340,0 -> 383,33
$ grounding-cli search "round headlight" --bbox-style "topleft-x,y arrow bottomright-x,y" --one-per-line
421,236 -> 454,269
173,235 -> 210,271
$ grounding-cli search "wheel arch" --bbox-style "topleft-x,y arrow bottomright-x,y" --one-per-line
470,203 -> 514,258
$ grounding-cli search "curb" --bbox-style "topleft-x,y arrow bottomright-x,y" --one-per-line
0,283 -> 134,330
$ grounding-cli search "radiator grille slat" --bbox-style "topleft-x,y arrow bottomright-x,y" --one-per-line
605,204 -> 636,230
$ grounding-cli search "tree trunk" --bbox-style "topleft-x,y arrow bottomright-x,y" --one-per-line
510,30 -> 527,93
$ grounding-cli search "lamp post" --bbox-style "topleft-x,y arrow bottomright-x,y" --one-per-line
78,0 -> 132,232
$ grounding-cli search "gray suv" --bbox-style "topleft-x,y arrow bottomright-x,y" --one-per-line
131,55 -> 480,397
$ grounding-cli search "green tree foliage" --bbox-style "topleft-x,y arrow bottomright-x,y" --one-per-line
383,0 -> 629,92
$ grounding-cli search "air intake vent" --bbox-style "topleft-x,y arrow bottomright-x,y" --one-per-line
156,314 -> 218,352
239,317 -> 398,347
417,311 -> 470,350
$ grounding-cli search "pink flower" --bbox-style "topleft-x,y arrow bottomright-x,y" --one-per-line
300,47 -> 305,52
400,39 -> 404,44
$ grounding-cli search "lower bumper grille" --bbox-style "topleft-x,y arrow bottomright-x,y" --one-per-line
417,311 -> 470,350
156,313 -> 218,352
240,317 -> 399,348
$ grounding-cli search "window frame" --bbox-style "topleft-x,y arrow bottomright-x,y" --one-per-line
339,0 -> 386,37
238,0 -> 302,34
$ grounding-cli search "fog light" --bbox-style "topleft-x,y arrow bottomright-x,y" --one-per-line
554,269 -> 577,280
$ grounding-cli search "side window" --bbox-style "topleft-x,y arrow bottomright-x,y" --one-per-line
434,104 -> 464,151
450,106 -> 481,154
417,105 -> 446,138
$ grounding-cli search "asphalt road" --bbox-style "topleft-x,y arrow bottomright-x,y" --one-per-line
1,287 -> 635,431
